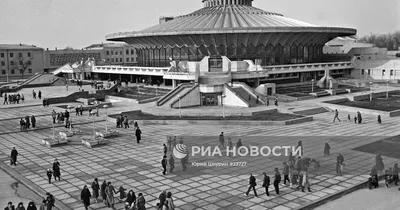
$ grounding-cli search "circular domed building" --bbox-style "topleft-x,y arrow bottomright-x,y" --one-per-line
106,0 -> 356,67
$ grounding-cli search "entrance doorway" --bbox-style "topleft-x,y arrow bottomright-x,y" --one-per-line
201,93 -> 221,106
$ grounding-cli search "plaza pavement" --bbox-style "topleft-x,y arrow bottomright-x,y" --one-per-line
0,87 -> 399,210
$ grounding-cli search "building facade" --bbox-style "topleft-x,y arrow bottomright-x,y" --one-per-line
0,44 -> 45,81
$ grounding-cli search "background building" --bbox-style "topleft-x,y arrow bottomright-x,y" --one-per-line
0,44 -> 44,81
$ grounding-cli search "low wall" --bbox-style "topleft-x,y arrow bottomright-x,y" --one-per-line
47,84 -> 119,104
138,96 -> 162,104
105,95 -> 139,104
321,100 -> 400,117
353,90 -> 400,101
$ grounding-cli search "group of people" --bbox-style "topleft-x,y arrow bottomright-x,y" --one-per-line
19,115 -> 36,131
4,193 -> 55,210
162,136 -> 189,174
115,114 -> 142,143
333,109 -> 383,124
46,159 -> 61,184
80,178 -> 147,210
51,110 -> 71,128
368,153 -> 399,190
2,93 -> 25,105
264,96 -> 279,107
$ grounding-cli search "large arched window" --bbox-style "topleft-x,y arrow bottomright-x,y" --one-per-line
303,45 -> 309,63
283,44 -> 291,64
274,44 -> 283,65
297,45 -> 304,63
256,44 -> 266,65
265,44 -> 275,65
236,44 -> 246,61
290,45 -> 298,64
227,44 -> 237,60
217,44 -> 226,56
198,45 -> 208,57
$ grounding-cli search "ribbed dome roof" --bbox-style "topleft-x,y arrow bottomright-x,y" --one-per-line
106,0 -> 356,46
140,5 -> 317,34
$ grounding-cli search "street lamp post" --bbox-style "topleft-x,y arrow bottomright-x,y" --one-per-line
370,82 -> 373,101
311,79 -> 315,93
178,95 -> 181,118
103,105 -> 109,133
90,110 -> 97,142
386,80 -> 389,98
222,95 -> 226,119
67,105 -> 74,132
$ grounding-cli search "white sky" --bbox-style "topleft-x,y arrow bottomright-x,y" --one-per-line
0,0 -> 398,49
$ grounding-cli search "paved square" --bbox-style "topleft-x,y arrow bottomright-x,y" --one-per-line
0,96 -> 399,210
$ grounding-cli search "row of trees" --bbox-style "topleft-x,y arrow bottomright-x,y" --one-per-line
358,31 -> 400,50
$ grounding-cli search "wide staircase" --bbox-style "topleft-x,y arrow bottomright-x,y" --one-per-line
231,86 -> 258,107
157,83 -> 194,107
19,73 -> 45,86
19,73 -> 61,86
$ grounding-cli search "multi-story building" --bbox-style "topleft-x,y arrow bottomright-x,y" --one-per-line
85,43 -> 138,66
0,44 -> 44,81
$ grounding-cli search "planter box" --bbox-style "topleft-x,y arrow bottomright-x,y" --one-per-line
96,130 -> 119,138
81,136 -> 109,148
42,136 -> 68,148
59,131 -> 74,138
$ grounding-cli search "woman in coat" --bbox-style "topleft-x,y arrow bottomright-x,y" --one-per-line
324,141 -> 331,156
16,202 -> 25,210
126,190 -> 136,207
105,182 -> 117,208
27,201 -> 37,210
136,127 -> 142,143
91,178 -> 100,203
100,180 -> 107,204
165,192 -> 175,210
136,193 -> 146,210
81,185 -> 91,210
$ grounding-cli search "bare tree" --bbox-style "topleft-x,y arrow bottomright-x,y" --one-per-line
12,56 -> 33,79
359,31 -> 400,50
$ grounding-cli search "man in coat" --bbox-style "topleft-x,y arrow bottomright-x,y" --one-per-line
219,132 -> 225,147
273,168 -> 281,195
245,173 -> 258,197
10,147 -> 18,166
157,191 -> 166,209
53,159 -> 61,181
136,127 -> 142,143
105,182 -> 117,208
282,162 -> 290,186
51,110 -> 57,124
262,172 -> 270,196
25,116 -> 30,129
81,185 -> 91,210
161,156 -> 167,175
31,115 -> 36,128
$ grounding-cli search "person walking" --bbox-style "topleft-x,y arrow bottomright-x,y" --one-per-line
274,96 -> 278,106
161,156 -> 167,175
165,192 -> 175,210
38,90 -> 42,100
4,202 -> 15,210
347,114 -> 351,122
39,200 -> 46,210
52,159 -> 61,181
91,178 -> 100,203
336,153 -> 344,175
45,192 -> 55,210
79,105 -> 83,116
357,111 -> 362,124
301,169 -> 312,192
378,115 -> 382,124
46,169 -> 53,184
297,140 -> 303,156
137,193 -> 146,210
136,127 -> 142,143
31,115 -> 36,128
157,191 -> 167,210
324,140 -> 331,156
32,90 -> 36,99
236,139 -> 243,148
10,147 -> 18,166
262,172 -> 270,196
169,154 -> 175,173
219,132 -> 225,147
245,173 -> 258,197
80,185 -> 91,210
25,116 -> 30,129
392,163 -> 399,186
51,111 -> 56,124
124,116 -> 129,129
333,109 -> 341,122
126,190 -> 136,208
26,201 -> 37,210
64,110 -> 70,128
3,93 -> 8,105
163,144 -> 167,156
282,162 -> 290,186
105,182 -> 117,208
16,202 -> 25,210
273,168 -> 281,195
100,180 -> 107,205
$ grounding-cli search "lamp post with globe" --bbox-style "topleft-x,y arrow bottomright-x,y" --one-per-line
103,105 -> 109,133
67,105 -> 74,132
90,110 -> 98,143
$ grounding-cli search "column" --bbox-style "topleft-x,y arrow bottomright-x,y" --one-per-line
172,79 -> 177,89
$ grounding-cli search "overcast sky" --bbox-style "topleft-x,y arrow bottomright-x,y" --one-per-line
0,0 -> 399,49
